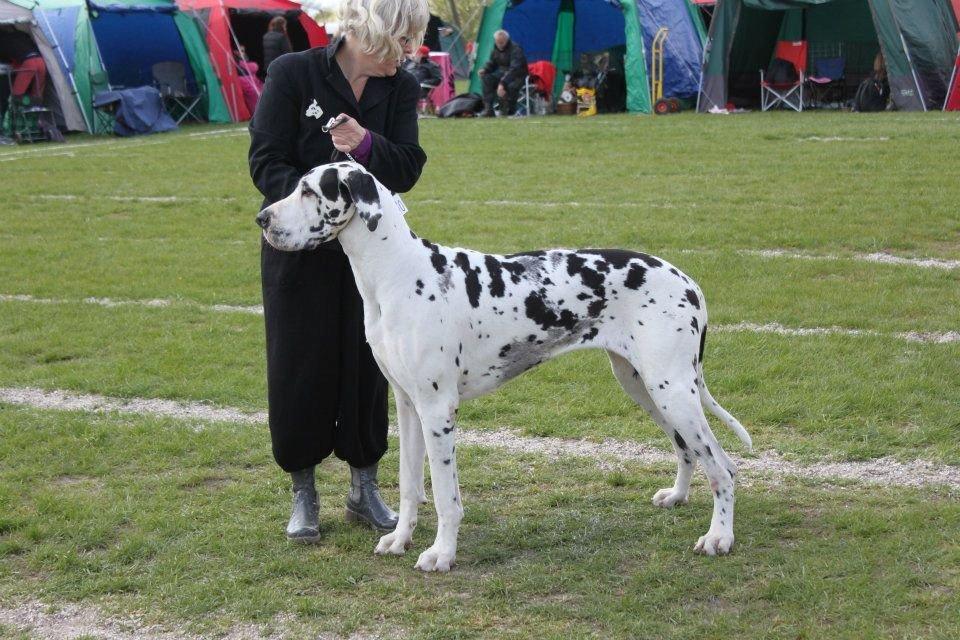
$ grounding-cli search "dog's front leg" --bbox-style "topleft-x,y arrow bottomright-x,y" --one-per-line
376,387 -> 425,556
414,402 -> 462,573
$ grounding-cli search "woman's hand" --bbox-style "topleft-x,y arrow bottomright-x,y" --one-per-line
330,114 -> 366,153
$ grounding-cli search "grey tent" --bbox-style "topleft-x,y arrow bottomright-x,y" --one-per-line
0,0 -> 88,131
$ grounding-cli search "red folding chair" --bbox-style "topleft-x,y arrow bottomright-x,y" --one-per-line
760,41 -> 808,111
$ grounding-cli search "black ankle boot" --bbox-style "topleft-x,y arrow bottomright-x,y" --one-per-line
345,463 -> 398,533
286,466 -> 320,543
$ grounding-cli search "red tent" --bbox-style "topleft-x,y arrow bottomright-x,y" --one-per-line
177,0 -> 328,121
947,45 -> 960,111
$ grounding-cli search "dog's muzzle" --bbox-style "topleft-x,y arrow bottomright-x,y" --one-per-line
256,208 -> 271,230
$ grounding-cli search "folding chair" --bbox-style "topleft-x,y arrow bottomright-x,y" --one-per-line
516,61 -> 556,116
152,61 -> 204,124
760,40 -> 808,112
808,57 -> 845,108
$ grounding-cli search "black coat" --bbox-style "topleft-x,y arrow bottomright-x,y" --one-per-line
482,39 -> 527,86
262,31 -> 291,74
248,37 -> 427,249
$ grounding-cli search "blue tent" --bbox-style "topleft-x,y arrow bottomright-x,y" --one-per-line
471,0 -> 706,113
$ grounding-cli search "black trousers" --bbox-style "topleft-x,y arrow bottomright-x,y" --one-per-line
482,71 -> 524,114
261,239 -> 389,473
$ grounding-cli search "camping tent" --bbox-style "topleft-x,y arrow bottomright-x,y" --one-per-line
469,0 -> 707,113
946,0 -> 960,109
176,0 -> 328,121
0,0 -> 88,131
698,0 -> 959,112
15,0 -> 229,132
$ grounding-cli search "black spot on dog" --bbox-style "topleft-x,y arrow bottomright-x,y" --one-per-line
684,289 -> 701,309
319,167 -> 341,202
432,430 -> 440,437
443,426 -> 454,434
422,239 -> 448,274
705,445 -> 714,457
624,264 -> 647,290
576,292 -> 592,301
432,381 -> 438,391
506,250 -> 546,259
579,249 -> 635,269
454,253 -> 482,308
674,431 -> 688,450
524,290 -> 578,331
581,327 -> 598,343
409,230 -> 418,239
428,294 -> 435,301
637,253 -> 663,268
455,356 -> 460,366
499,344 -> 512,358
587,299 -> 605,318
690,317 -> 699,333
443,459 -> 451,465
415,279 -> 424,295
501,261 -> 525,284
485,255 -> 506,297
699,325 -> 707,364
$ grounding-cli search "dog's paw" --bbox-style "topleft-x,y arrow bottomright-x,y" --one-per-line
651,487 -> 689,508
414,544 -> 456,572
694,531 -> 734,556
375,530 -> 413,556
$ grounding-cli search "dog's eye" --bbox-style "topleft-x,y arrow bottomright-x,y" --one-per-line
301,184 -> 317,198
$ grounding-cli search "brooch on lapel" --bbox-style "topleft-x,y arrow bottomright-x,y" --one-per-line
305,99 -> 323,119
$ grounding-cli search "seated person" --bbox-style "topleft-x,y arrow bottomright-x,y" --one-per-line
478,29 -> 527,116
401,45 -> 442,100
2,31 -> 47,103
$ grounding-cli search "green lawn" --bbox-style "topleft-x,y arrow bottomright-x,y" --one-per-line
0,111 -> 958,638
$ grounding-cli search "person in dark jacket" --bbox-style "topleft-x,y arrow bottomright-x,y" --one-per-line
262,16 -> 292,74
248,0 -> 429,543
479,29 -> 527,116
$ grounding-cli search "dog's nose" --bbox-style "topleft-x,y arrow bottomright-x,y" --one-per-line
255,208 -> 271,230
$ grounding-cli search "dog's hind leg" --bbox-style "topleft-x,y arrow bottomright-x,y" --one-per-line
375,386 -> 426,557
608,352 -> 694,507
413,398 -> 463,572
640,369 -> 739,556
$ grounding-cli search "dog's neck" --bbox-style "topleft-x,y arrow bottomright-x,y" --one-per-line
337,185 -> 419,298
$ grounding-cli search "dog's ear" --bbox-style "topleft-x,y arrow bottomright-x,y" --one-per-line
342,168 -> 383,232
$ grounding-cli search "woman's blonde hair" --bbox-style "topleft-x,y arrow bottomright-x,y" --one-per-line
339,0 -> 429,64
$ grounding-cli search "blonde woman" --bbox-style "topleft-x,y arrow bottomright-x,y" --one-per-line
249,0 -> 429,543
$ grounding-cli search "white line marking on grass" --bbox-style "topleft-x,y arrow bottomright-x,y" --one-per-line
2,293 -> 956,342
0,126 -> 248,160
742,248 -> 960,270
2,387 -> 958,489
715,321 -> 960,344
799,136 -> 890,142
0,599 -> 350,640
411,198 -> 683,210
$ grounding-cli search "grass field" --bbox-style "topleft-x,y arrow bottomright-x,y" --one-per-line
0,111 -> 958,638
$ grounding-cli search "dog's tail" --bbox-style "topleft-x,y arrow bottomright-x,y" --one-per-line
697,325 -> 752,450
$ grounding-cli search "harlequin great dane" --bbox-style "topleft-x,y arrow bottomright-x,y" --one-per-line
256,162 -> 752,572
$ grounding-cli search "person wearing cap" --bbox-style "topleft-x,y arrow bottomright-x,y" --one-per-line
402,45 -> 442,110
248,0 -> 429,544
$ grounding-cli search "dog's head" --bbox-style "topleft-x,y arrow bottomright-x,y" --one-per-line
256,162 -> 382,252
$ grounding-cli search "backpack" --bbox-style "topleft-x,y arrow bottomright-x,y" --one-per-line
437,92 -> 484,118
768,58 -> 798,85
853,76 -> 889,112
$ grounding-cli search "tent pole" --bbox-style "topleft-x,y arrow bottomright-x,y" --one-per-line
944,41 -> 959,112
898,32 -> 927,111
34,4 -> 93,132
220,0 -> 262,100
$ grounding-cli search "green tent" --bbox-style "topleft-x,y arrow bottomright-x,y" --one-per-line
697,0 -> 959,112
469,0 -> 653,113
17,0 -> 229,132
